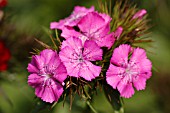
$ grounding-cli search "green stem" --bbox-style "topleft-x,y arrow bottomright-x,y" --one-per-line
55,29 -> 61,44
86,101 -> 98,113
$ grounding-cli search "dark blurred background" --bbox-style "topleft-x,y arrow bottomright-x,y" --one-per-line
0,0 -> 170,113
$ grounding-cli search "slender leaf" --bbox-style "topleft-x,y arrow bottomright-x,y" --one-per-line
103,83 -> 124,113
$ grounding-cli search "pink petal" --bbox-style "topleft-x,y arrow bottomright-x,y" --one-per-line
79,61 -> 101,81
41,86 -> 56,103
51,82 -> 64,101
32,55 -> 45,71
96,23 -> 110,37
97,32 -> 115,48
99,13 -> 112,23
111,44 -> 131,67
61,27 -> 88,44
64,6 -> 95,27
38,82 -> 63,103
61,26 -> 82,39
35,85 -> 45,100
50,22 -> 59,29
48,53 -> 61,70
130,48 -> 147,62
59,47 -> 80,78
92,23 -> 115,48
139,59 -> 152,79
106,64 -> 125,76
50,19 -> 67,30
78,12 -> 105,35
59,46 -> 74,62
106,75 -> 121,89
27,57 -> 39,73
40,49 -> 56,65
48,52 -> 67,82
64,62 -> 80,78
54,62 -> 67,83
50,6 -> 95,30
117,82 -> 135,98
133,76 -> 146,91
61,37 -> 83,50
114,26 -> 123,40
73,6 -> 95,14
28,74 -> 43,88
132,9 -> 147,19
83,40 -> 103,61
106,64 -> 125,88
130,48 -> 152,79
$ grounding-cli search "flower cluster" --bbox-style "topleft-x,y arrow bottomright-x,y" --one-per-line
27,2 -> 152,111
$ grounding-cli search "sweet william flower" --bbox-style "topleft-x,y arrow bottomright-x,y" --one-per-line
106,44 -> 152,98
50,6 -> 94,30
27,49 -> 67,103
0,41 -> 10,72
61,12 -> 115,48
59,37 -> 102,81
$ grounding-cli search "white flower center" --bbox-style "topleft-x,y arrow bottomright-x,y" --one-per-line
122,63 -> 140,84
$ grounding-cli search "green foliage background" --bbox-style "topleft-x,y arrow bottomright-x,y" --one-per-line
0,0 -> 170,113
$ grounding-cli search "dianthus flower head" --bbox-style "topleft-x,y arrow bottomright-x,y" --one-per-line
59,37 -> 103,81
50,6 -> 94,30
106,44 -> 152,98
61,12 -> 115,48
27,49 -> 67,103
0,41 -> 10,72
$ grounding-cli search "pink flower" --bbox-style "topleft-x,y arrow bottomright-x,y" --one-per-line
50,6 -> 94,30
106,44 -> 152,98
59,37 -> 102,81
27,49 -> 67,103
132,9 -> 147,19
61,12 -> 115,48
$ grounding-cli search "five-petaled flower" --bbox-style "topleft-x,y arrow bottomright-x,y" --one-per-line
61,12 -> 115,48
106,44 -> 152,98
27,49 -> 67,103
59,37 -> 103,81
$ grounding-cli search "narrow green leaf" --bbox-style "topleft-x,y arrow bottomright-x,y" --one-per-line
86,100 -> 98,113
103,83 -> 124,112
34,38 -> 51,49
0,86 -> 13,107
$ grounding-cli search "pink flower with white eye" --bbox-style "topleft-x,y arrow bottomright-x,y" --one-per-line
132,9 -> 147,19
59,37 -> 103,81
27,49 -> 67,103
106,44 -> 152,98
50,6 -> 94,30
61,12 -> 115,49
